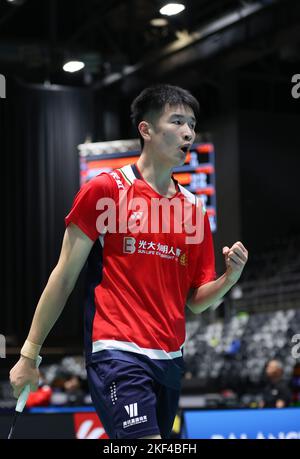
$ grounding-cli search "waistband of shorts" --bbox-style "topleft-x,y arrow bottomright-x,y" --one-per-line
92,339 -> 184,360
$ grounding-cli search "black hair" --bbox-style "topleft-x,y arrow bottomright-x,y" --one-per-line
130,84 -> 200,148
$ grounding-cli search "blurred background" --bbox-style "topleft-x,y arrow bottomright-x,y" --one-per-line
0,0 -> 300,439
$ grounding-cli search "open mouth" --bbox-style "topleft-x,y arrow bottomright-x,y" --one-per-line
180,145 -> 189,154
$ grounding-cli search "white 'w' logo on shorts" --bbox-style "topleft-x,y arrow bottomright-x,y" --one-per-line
125,403 -> 138,418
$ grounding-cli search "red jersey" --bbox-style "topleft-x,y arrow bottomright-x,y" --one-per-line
65,163 -> 216,374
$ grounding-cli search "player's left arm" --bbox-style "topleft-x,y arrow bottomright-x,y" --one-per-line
187,241 -> 248,314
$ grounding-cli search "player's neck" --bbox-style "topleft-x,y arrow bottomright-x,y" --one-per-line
136,152 -> 176,197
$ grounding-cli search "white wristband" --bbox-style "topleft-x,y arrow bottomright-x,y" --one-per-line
20,340 -> 42,361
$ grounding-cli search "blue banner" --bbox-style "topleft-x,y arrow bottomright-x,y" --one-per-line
184,408 -> 300,439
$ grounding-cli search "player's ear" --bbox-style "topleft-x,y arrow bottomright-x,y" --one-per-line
138,121 -> 152,142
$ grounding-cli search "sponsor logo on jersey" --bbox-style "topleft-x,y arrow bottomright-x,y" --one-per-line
123,237 -> 136,254
130,211 -> 144,221
179,253 -> 188,266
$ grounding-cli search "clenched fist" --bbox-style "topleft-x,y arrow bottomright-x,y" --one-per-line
223,241 -> 248,285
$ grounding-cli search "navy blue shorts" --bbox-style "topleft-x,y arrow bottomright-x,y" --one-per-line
86,359 -> 180,439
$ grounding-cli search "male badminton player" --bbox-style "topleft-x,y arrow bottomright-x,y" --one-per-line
9,84 -> 248,439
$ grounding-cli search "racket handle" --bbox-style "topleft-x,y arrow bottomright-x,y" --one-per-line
16,355 -> 42,413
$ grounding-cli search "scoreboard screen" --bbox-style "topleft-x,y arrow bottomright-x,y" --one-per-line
78,139 -> 217,232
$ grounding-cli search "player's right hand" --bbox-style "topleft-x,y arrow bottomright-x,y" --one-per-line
9,356 -> 39,398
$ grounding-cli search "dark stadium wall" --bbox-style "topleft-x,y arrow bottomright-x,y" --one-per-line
239,110 -> 300,251
94,86 -> 122,141
2,79 -> 95,347
200,108 -> 300,276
